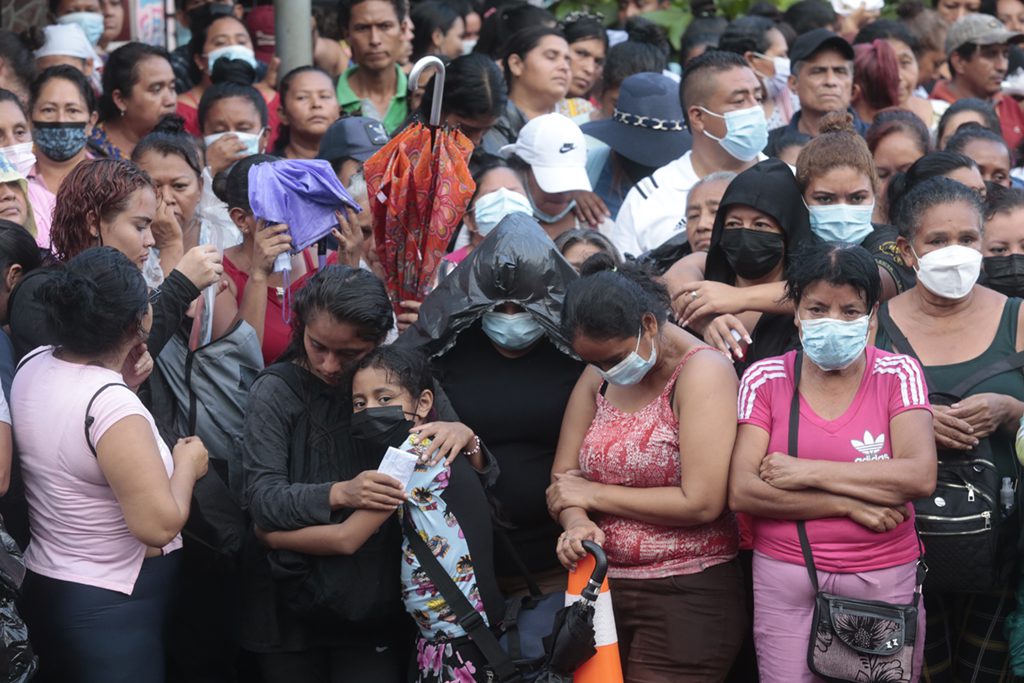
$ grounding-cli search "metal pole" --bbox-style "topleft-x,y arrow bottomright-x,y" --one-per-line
274,0 -> 313,80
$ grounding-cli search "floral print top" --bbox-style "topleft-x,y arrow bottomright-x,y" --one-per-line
400,437 -> 488,641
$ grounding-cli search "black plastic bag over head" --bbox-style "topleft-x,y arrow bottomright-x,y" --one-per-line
398,214 -> 580,358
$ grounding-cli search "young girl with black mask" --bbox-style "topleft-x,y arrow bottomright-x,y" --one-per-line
260,345 -> 502,683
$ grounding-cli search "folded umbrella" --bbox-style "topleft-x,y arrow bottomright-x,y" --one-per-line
365,56 -> 475,315
248,158 -> 360,253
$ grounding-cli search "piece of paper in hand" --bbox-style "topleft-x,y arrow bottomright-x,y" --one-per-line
378,447 -> 418,491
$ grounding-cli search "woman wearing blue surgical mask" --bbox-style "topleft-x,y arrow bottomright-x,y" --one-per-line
50,0 -> 105,47
399,215 -> 585,594
873,176 -> 1024,681
550,257 -> 745,681
440,163 -> 530,275
671,113 -> 915,350
731,240 -> 936,683
178,12 -> 280,142
197,80 -> 270,176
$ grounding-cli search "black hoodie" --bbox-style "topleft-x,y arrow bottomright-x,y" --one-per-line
703,159 -> 811,375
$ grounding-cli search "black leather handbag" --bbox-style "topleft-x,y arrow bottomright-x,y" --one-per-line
878,307 -> 1024,592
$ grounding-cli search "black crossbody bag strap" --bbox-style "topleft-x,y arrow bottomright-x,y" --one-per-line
84,383 -> 131,457
789,356 -> 821,593
879,304 -> 1024,398
790,353 -> 925,599
877,306 -> 918,359
401,517 -> 523,683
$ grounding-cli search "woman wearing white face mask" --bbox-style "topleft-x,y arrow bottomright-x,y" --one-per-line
197,80 -> 270,177
0,89 -> 47,245
177,10 -> 280,142
873,176 -> 1024,681
549,257 -> 745,680
719,16 -> 796,130
399,216 -> 585,595
501,112 -> 615,241
440,163 -> 531,275
731,240 -> 936,683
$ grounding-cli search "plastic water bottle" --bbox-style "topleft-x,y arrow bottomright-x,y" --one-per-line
1002,477 -> 1016,516
1016,416 -> 1024,466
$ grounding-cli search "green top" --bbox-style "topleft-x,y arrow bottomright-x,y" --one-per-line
875,297 -> 1024,478
336,63 -> 409,134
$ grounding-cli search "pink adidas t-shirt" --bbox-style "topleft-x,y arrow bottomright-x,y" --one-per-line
12,349 -> 182,595
738,347 -> 930,573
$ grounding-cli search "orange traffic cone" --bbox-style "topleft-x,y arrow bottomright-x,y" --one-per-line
566,544 -> 624,682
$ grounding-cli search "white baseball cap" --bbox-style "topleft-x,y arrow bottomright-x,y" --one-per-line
499,113 -> 591,194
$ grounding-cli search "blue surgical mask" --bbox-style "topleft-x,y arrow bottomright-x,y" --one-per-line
32,121 -> 88,162
481,311 -> 545,350
203,130 -> 263,156
177,24 -> 193,48
208,45 -> 258,72
598,327 -> 657,386
526,190 -> 576,225
800,315 -> 870,371
57,11 -> 104,45
807,203 -> 875,244
473,188 -> 532,236
699,105 -> 768,162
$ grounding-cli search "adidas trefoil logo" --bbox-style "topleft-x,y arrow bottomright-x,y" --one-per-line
852,430 -> 890,462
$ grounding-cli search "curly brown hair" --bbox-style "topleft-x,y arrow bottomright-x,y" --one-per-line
50,158 -> 155,262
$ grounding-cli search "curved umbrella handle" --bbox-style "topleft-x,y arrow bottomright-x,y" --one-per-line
580,540 -> 608,602
409,56 -> 446,127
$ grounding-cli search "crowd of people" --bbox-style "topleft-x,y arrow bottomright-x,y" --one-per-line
4,0 -> 1024,681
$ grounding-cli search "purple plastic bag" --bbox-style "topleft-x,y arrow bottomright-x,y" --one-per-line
248,159 -> 361,252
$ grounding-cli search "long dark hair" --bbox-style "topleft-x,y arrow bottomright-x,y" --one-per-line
280,265 -> 394,364
99,42 -> 172,122
501,26 -> 565,87
411,0 -> 463,60
417,53 -> 506,122
272,66 -> 334,156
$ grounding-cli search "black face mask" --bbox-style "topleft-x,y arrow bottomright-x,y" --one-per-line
718,228 -> 785,280
984,254 -> 1024,297
350,406 -> 414,450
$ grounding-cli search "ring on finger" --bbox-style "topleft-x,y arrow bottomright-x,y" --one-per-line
690,291 -> 699,300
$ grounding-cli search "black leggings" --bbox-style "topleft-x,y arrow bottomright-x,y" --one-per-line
21,553 -> 181,683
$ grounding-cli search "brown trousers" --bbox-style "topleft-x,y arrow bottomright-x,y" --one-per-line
610,559 -> 748,683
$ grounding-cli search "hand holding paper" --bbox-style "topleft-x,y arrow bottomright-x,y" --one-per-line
378,446 -> 419,491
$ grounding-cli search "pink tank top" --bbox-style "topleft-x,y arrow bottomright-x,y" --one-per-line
579,347 -> 739,580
